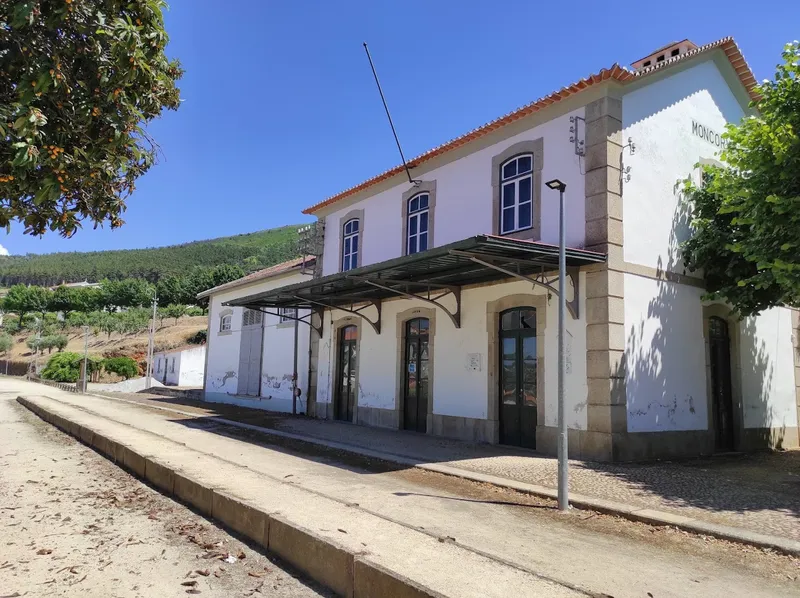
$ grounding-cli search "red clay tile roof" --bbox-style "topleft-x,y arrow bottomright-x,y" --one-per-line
197,256 -> 315,298
303,37 -> 757,216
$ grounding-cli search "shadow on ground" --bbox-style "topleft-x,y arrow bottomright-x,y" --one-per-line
139,392 -> 800,522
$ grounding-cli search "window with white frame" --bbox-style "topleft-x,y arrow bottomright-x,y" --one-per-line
499,154 -> 533,234
278,307 -> 297,323
342,218 -> 359,272
220,313 -> 232,332
406,193 -> 429,255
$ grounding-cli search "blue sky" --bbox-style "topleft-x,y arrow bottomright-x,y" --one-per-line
4,0 -> 796,256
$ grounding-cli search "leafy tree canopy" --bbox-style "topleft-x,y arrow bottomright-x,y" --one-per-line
0,0 -> 182,237
682,41 -> 800,316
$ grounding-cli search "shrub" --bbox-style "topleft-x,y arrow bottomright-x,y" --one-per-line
52,334 -> 68,352
41,352 -> 82,382
2,316 -> 20,334
0,332 -> 12,354
187,329 -> 207,345
26,335 -> 43,354
186,306 -> 205,317
101,356 -> 139,380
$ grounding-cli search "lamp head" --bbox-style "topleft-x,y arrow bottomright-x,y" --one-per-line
545,179 -> 566,192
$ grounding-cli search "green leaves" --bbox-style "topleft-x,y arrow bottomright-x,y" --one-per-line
681,42 -> 800,316
1,0 -> 183,237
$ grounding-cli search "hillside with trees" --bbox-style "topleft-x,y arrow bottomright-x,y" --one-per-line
0,225 -> 302,286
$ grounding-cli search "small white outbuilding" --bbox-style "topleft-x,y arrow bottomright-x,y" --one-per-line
153,345 -> 206,387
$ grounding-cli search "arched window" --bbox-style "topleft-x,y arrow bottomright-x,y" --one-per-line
342,218 -> 359,271
406,193 -> 430,255
499,154 -> 533,234
220,313 -> 232,332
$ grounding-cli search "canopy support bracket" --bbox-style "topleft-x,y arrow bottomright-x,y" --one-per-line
448,250 -> 580,319
255,308 -> 322,337
296,295 -> 382,335
349,276 -> 461,329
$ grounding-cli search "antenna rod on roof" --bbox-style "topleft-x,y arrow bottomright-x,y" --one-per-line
363,42 -> 419,186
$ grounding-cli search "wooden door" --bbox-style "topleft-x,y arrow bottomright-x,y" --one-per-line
237,309 -> 263,396
709,316 -> 735,451
335,325 -> 358,422
499,308 -> 538,449
403,318 -> 430,432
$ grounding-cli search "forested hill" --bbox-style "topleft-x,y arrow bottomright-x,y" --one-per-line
0,225 -> 302,286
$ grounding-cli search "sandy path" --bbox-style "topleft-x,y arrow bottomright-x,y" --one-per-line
0,392 -> 331,598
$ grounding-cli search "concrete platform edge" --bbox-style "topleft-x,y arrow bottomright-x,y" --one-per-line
16,395 -> 450,598
83,394 -> 800,557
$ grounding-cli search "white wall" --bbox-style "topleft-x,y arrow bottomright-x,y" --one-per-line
739,307 -> 798,430
319,109 -> 587,276
622,58 -> 746,274
177,346 -> 205,387
315,277 -> 588,430
205,270 -> 312,413
624,273 -> 708,432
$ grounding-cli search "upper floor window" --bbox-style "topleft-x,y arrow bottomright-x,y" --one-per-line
278,307 -> 297,323
406,193 -> 429,255
220,314 -> 232,332
342,218 -> 359,272
500,154 -> 533,234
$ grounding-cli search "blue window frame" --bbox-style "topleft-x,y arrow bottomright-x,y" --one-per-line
342,218 -> 359,272
406,193 -> 429,255
500,154 -> 533,234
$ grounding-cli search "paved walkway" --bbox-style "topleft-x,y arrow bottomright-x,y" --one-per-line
10,380 -> 800,598
101,391 -> 800,542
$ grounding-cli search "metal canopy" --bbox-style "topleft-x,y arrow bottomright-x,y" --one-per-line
224,235 -> 606,334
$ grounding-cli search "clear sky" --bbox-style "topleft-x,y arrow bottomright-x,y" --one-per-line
3,0 -> 795,256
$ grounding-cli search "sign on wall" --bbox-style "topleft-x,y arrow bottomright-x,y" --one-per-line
691,119 -> 728,150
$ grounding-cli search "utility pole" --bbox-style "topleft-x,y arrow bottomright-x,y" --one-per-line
33,317 -> 41,377
81,325 -> 90,392
145,292 -> 157,389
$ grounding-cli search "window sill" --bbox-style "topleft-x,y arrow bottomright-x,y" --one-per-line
218,330 -> 233,336
498,227 -> 537,241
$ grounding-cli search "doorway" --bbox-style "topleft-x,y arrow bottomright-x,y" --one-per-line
237,308 -> 263,396
334,325 -> 358,422
499,307 -> 538,449
402,318 -> 430,432
709,316 -> 735,451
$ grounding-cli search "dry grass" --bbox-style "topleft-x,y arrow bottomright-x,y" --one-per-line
8,315 -> 207,363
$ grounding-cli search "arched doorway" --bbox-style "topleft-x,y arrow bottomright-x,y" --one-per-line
709,316 -> 734,451
499,307 -> 538,449
334,325 -> 358,422
402,318 -> 430,432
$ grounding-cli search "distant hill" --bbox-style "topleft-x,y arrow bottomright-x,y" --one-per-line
0,225 -> 302,286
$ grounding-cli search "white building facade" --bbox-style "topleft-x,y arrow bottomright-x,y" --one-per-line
199,258 -> 314,414
222,37 -> 799,460
154,345 -> 206,387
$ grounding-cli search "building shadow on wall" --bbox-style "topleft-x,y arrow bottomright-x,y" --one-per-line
587,184 -> 798,519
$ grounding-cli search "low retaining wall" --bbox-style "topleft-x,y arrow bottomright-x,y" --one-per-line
16,396 -> 446,598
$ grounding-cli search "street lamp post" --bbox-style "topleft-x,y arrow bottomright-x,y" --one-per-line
545,178 -> 569,511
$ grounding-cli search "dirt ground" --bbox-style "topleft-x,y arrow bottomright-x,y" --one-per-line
0,396 -> 331,598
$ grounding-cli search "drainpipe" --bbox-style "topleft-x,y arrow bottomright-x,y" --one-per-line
292,315 -> 299,414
